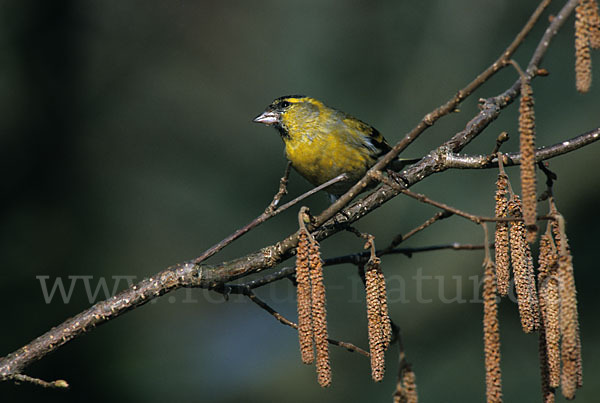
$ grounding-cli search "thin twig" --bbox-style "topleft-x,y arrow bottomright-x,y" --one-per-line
345,226 -> 375,245
192,173 -> 348,264
264,161 -> 292,214
537,160 -> 558,201
392,323 -> 418,402
481,223 -> 492,264
384,243 -> 488,256
383,211 -> 453,253
236,266 -> 297,290
324,243 -> 488,266
482,131 -> 510,166
7,373 -> 69,389
246,290 -> 369,357
508,59 -> 528,81
369,171 -> 485,224
372,170 -> 556,225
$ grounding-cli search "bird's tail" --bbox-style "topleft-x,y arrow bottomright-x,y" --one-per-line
388,157 -> 421,172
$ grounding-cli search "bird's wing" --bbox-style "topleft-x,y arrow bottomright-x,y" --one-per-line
341,114 -> 421,169
342,116 -> 392,157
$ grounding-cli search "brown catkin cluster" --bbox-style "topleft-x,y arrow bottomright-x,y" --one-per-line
508,196 -> 540,333
586,0 -> 600,49
538,232 -> 561,390
518,80 -> 537,242
365,257 -> 390,382
554,224 -> 582,400
483,260 -> 503,403
393,367 -> 418,403
494,173 -> 511,296
545,279 -> 562,387
295,229 -> 331,387
558,252 -> 580,400
309,241 -> 331,388
534,216 -> 583,400
576,330 -> 583,389
403,368 -> 418,403
550,218 -> 582,394
538,328 -> 555,403
575,0 -> 593,93
296,229 -> 314,364
537,232 -> 560,403
378,269 -> 392,350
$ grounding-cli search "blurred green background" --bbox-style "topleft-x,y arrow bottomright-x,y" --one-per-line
1,1 -> 599,402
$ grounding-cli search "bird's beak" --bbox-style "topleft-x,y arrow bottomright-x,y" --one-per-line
253,110 -> 279,125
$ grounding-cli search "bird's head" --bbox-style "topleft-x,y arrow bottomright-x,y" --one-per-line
253,95 -> 324,138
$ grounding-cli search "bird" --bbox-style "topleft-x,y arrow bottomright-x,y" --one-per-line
253,95 -> 416,200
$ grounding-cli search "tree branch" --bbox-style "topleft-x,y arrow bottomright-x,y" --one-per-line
0,262 -> 202,376
219,241 -> 489,295
443,127 -> 600,169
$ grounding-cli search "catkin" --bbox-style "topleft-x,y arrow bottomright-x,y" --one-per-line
538,232 -> 561,388
550,216 -> 583,399
378,269 -> 392,350
393,381 -> 404,403
538,255 -> 554,403
494,173 -> 510,296
545,277 -> 561,388
393,367 -> 418,403
296,229 -> 314,364
483,260 -> 503,403
366,258 -> 386,382
309,241 -> 331,388
508,197 -> 540,333
538,329 -> 556,403
558,252 -> 581,399
403,368 -> 418,403
393,387 -> 403,403
585,0 -> 600,49
575,325 -> 583,388
575,1 -> 593,93
518,80 -> 537,242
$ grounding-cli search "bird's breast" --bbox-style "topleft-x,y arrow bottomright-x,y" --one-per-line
284,133 -> 375,191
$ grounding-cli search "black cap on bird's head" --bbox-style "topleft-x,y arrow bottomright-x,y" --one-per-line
253,95 -> 307,126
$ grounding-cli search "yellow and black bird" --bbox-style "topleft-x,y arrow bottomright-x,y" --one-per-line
254,95 -> 415,200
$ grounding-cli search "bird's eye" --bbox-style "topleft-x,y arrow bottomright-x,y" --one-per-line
279,101 -> 291,108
